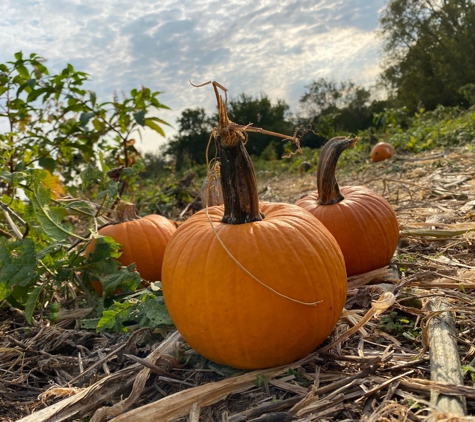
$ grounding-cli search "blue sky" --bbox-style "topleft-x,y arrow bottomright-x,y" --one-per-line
1,0 -> 387,153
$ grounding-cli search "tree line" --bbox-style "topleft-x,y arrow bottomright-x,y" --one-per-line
148,0 -> 475,172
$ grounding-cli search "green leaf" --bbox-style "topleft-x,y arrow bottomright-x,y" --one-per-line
86,235 -> 122,262
97,301 -> 135,332
138,296 -> 173,328
0,238 -> 37,300
24,284 -> 43,324
89,90 -> 97,107
101,269 -> 142,294
79,112 -> 95,126
133,110 -> 146,126
65,200 -> 96,216
144,118 -> 165,137
80,318 -> 101,329
27,87 -> 49,102
96,180 -> 119,199
0,283 -> 10,303
17,65 -> 30,78
147,116 -> 172,127
92,117 -> 104,131
38,157 -> 56,173
28,181 -> 85,241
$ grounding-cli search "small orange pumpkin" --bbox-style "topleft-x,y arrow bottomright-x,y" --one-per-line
161,83 -> 347,370
85,202 -> 176,295
370,142 -> 395,162
296,137 -> 399,276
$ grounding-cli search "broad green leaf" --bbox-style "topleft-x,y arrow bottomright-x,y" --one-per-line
0,238 -> 37,300
79,112 -> 95,126
92,117 -> 104,131
24,284 -> 43,324
144,118 -> 165,137
38,157 -> 56,173
28,182 -> 84,241
17,65 -> 30,78
84,259 -> 120,275
96,180 -> 119,199
101,269 -> 142,293
97,301 -> 135,332
86,235 -> 122,261
0,283 -> 10,303
27,87 -> 49,102
80,318 -> 101,330
138,296 -> 173,328
133,110 -> 146,126
65,200 -> 96,216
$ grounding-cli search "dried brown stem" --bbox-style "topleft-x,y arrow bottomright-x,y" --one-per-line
316,136 -> 358,205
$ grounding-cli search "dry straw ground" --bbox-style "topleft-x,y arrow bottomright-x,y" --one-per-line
1,145 -> 475,421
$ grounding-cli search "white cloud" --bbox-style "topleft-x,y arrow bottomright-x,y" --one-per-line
0,0 -> 386,153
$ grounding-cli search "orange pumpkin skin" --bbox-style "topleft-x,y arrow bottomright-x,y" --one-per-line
86,214 -> 177,295
370,142 -> 395,162
162,202 -> 347,370
296,186 -> 399,276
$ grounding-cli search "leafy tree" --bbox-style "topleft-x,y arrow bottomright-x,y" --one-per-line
379,0 -> 475,110
297,78 -> 381,140
164,95 -> 295,169
226,93 -> 294,158
163,107 -> 215,171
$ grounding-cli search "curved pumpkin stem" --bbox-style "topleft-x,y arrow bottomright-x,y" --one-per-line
211,86 -> 262,224
317,137 -> 358,205
115,201 -> 141,223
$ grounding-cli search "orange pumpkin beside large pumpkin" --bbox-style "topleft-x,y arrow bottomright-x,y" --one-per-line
296,137 -> 399,276
85,202 -> 176,295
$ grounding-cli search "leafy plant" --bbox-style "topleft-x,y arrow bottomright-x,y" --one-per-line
378,311 -> 420,341
0,52 -> 172,329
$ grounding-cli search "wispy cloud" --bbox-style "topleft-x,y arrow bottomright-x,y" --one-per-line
0,0 -> 386,152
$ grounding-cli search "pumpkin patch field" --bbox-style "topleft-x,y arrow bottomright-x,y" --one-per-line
2,141 -> 475,421
1,57 -> 475,420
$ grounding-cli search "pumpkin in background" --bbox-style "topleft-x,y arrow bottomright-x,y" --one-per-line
370,142 -> 395,162
161,83 -> 347,370
85,202 -> 177,295
296,137 -> 399,276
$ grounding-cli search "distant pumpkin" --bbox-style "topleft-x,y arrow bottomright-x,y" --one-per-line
85,202 -> 176,295
370,142 -> 395,162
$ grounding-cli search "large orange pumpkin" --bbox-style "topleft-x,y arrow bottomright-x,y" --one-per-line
86,202 -> 176,295
161,83 -> 347,370
296,137 -> 399,276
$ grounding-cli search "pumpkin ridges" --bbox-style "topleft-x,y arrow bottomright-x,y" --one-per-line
355,193 -> 395,268
162,83 -> 347,369
163,203 -> 347,369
